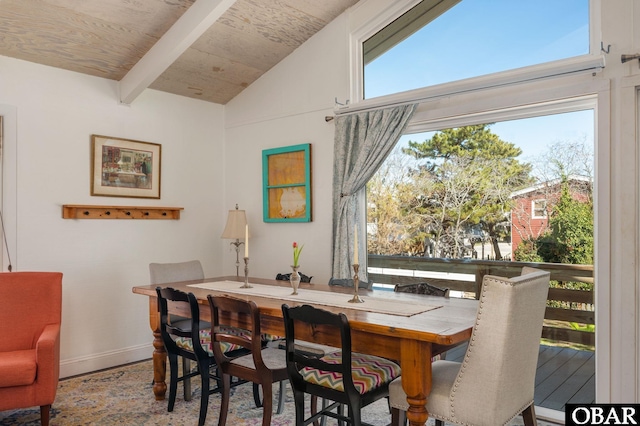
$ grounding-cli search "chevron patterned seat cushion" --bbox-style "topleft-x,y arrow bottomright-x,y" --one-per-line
299,351 -> 401,394
174,328 -> 244,355
261,334 -> 284,342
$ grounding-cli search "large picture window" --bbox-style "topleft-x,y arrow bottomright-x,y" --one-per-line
365,106 -> 596,417
367,108 -> 594,261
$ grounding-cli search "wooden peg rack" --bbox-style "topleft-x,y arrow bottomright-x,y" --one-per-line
62,205 -> 183,220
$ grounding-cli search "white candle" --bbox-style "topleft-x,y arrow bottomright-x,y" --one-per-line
354,226 -> 359,264
245,224 -> 249,258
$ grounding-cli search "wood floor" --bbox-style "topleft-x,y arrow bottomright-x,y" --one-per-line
444,343 -> 595,412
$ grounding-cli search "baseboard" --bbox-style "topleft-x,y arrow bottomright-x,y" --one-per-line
59,344 -> 153,379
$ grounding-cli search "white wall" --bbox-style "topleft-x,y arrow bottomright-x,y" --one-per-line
223,14 -> 350,284
0,56 -> 226,377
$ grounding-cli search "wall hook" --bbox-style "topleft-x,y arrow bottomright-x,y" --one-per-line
601,42 -> 611,54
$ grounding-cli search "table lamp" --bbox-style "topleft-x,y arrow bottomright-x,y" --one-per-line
221,204 -> 248,276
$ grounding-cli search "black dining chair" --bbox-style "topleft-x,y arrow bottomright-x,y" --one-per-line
156,287 -> 249,426
393,281 -> 450,298
208,295 -> 289,426
276,272 -> 313,282
328,277 -> 374,290
156,287 -> 219,425
282,304 -> 401,426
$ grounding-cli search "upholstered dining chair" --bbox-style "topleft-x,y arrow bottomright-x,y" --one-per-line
389,267 -> 550,426
282,304 -> 401,426
208,295 -> 289,426
149,260 -> 205,400
150,260 -> 204,285
0,271 -> 63,426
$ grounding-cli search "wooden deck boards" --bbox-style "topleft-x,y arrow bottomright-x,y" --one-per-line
442,343 -> 595,412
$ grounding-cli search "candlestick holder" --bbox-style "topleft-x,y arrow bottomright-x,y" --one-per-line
348,264 -> 364,303
240,257 -> 252,288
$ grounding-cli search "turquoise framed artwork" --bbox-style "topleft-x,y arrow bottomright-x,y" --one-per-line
262,143 -> 312,222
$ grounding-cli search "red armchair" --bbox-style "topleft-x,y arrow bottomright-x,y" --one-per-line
0,272 -> 63,426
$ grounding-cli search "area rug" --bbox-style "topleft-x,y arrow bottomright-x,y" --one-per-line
0,359 -> 558,425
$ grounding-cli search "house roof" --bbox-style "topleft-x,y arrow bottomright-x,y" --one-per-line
510,175 -> 592,198
0,0 -> 359,105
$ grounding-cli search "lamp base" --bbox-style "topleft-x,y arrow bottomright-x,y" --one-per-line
230,240 -> 244,277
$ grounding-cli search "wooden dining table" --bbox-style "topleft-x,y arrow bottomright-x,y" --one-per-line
132,276 -> 478,426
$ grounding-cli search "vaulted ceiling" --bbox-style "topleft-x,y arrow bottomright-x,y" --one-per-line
0,0 -> 360,105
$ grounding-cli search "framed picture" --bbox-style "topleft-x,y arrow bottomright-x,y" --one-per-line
91,135 -> 161,199
262,143 -> 311,222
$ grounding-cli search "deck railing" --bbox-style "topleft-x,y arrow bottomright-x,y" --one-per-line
368,255 -> 595,347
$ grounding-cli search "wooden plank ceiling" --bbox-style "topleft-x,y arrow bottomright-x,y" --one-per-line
0,0 -> 359,104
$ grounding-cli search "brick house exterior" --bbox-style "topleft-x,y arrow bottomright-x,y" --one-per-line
510,176 -> 592,259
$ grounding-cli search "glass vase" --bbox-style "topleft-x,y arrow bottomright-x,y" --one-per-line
290,265 -> 300,295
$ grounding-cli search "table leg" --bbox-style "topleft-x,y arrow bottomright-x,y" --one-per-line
152,330 -> 167,400
400,339 -> 432,426
149,297 -> 167,400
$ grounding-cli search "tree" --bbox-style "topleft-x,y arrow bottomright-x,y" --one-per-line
403,124 -> 526,168
532,136 -> 594,184
540,182 -> 594,265
513,238 -> 544,263
513,179 -> 593,268
366,147 -> 419,255
401,124 -> 533,258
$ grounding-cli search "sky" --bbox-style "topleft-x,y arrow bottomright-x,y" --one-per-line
365,0 -> 593,164
490,110 -> 594,161
365,0 -> 589,98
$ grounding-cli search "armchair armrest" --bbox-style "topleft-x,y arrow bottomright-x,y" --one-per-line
35,324 -> 61,391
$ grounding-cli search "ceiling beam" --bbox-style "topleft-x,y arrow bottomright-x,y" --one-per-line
118,0 -> 236,105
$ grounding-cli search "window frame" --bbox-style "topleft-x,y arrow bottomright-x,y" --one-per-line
261,143 -> 312,223
532,199 -> 548,219
349,0 -> 601,107
355,76 -> 609,426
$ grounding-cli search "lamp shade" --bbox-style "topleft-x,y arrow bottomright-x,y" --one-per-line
221,208 -> 248,240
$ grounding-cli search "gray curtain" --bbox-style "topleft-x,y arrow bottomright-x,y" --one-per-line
331,104 -> 417,282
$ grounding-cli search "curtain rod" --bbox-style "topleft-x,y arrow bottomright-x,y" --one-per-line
332,54 -> 605,119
